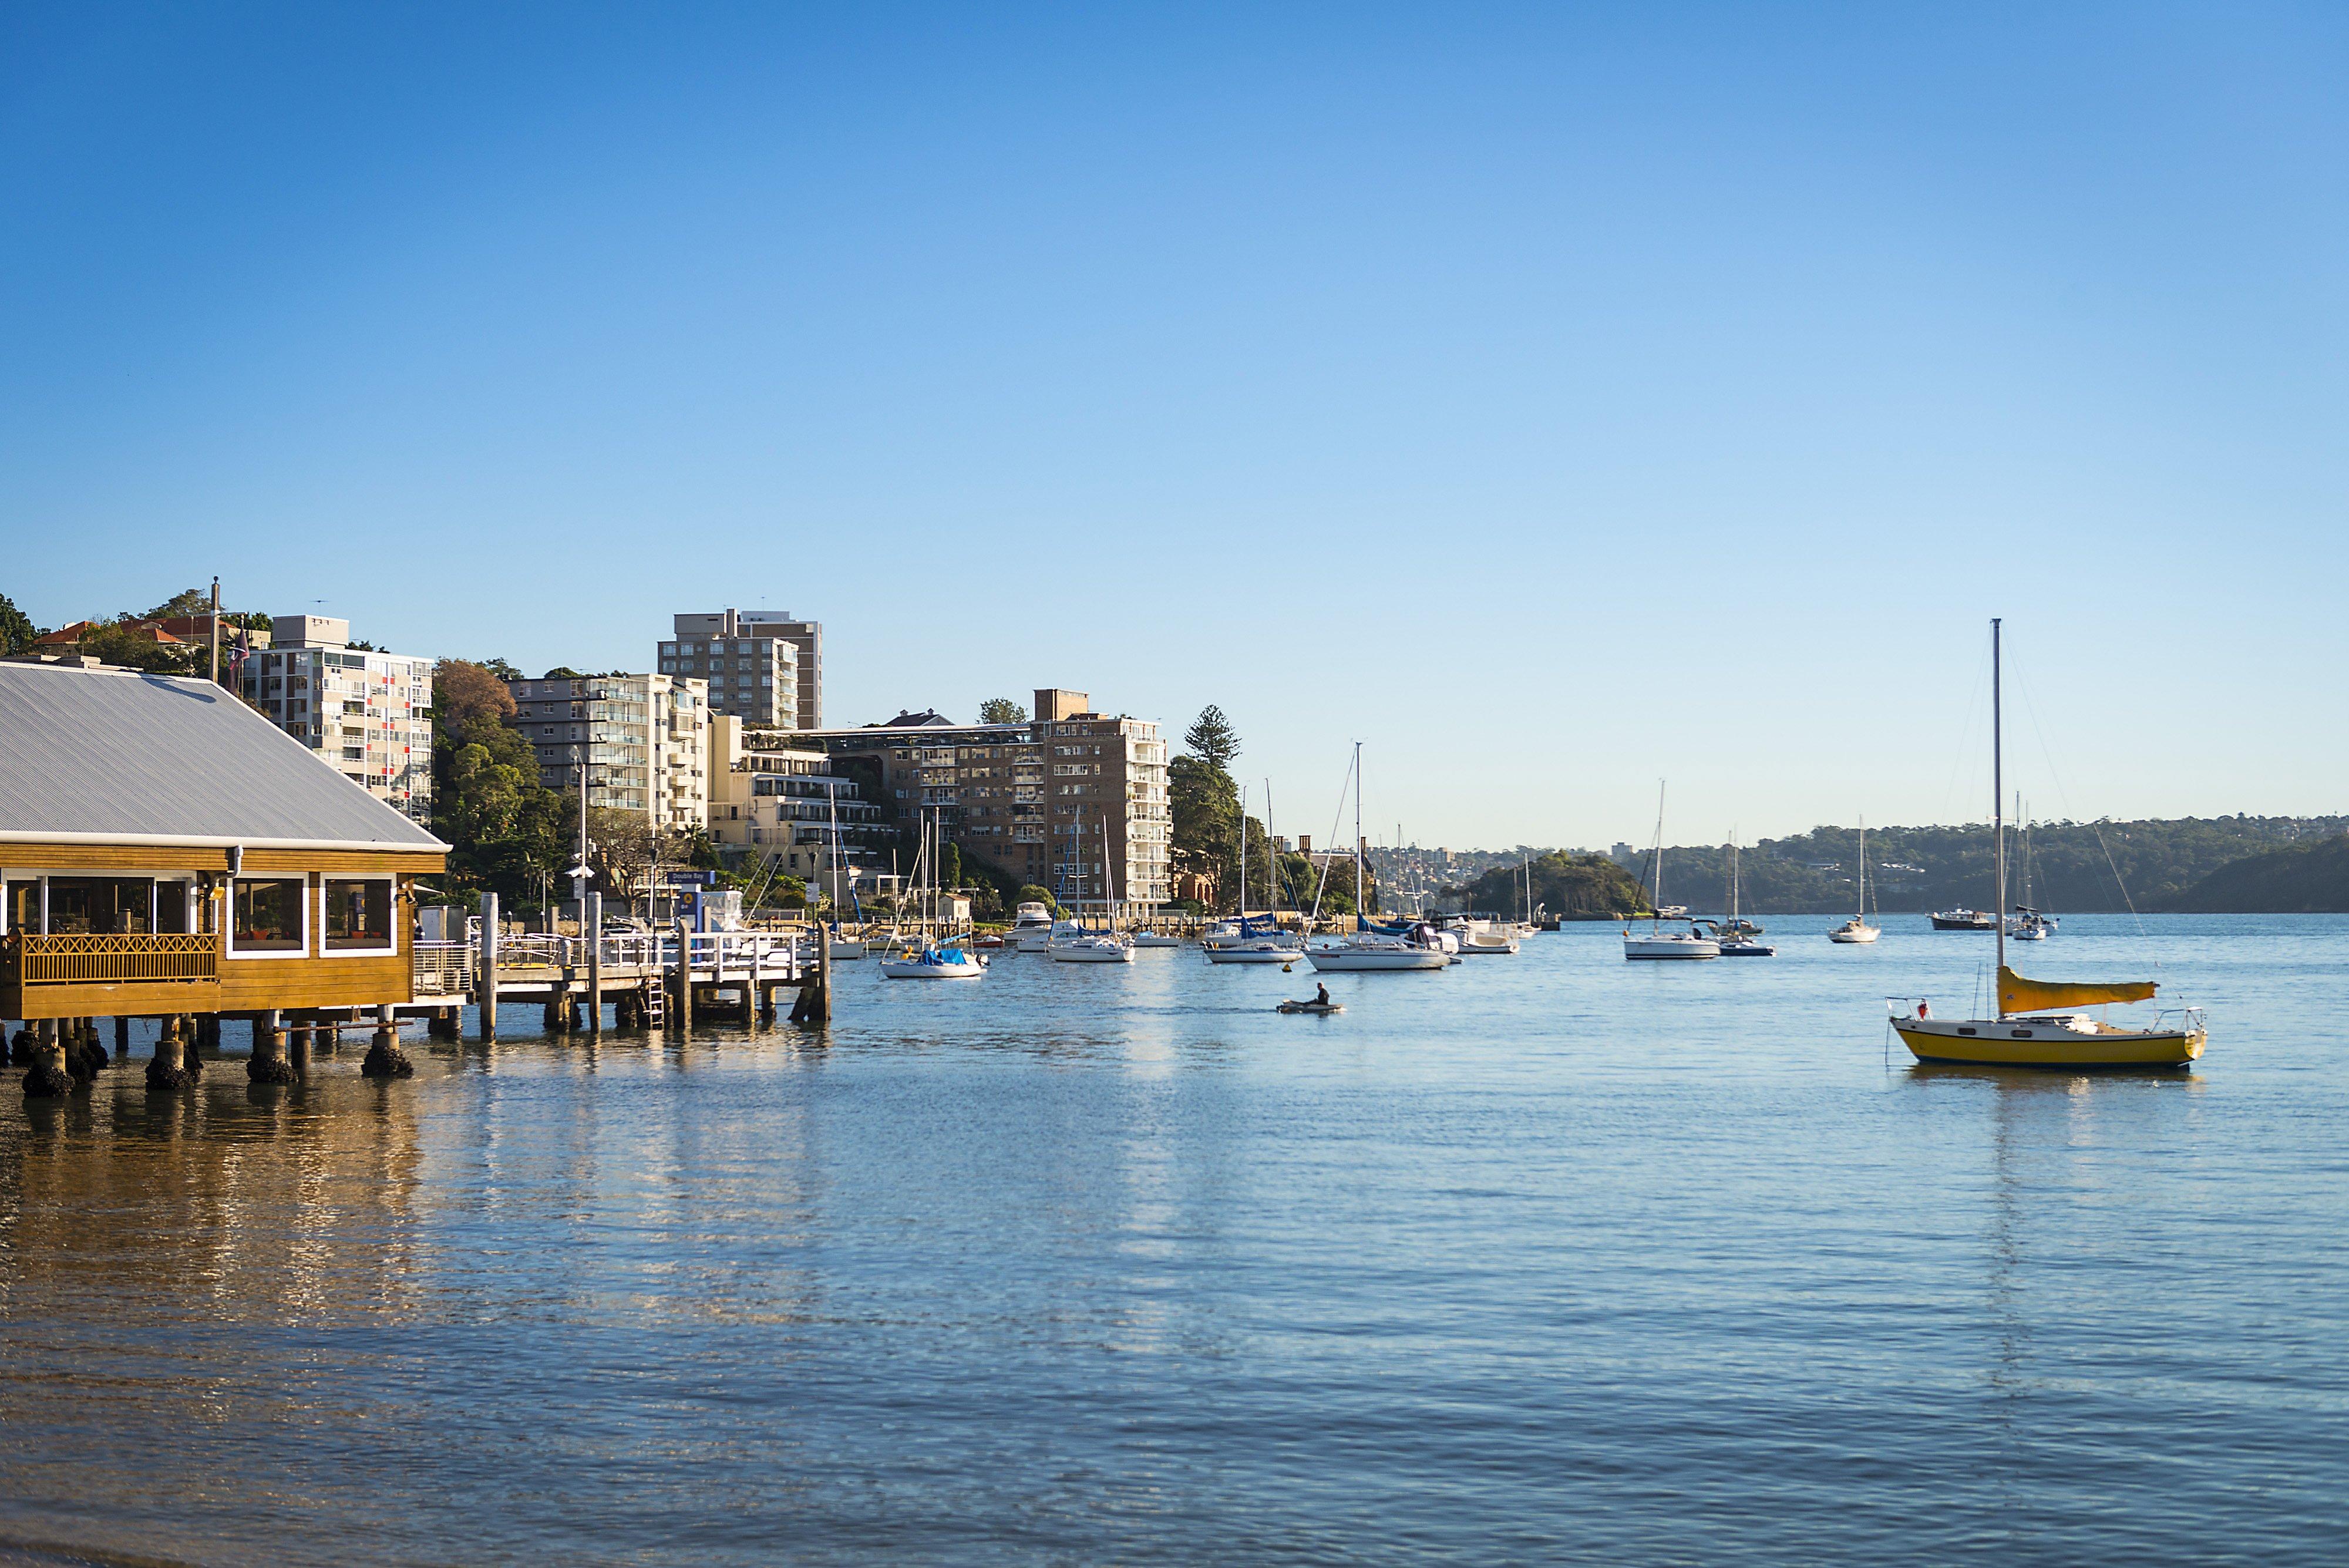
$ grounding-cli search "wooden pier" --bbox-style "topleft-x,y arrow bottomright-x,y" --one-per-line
406,895 -> 832,1039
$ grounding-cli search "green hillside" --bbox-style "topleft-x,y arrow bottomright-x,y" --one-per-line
1587,816 -> 2348,916
2168,833 -> 2349,913
1452,852 -> 1653,920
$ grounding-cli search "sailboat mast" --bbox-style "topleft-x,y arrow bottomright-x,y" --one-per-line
1354,741 -> 1365,924
1237,783 -> 1248,921
1993,617 -> 2006,1000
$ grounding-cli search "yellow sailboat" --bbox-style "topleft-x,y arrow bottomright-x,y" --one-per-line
1890,620 -> 2207,1069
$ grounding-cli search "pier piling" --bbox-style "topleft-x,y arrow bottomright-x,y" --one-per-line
146,1016 -> 193,1089
361,1004 -> 413,1079
248,1010 -> 296,1084
476,893 -> 500,1041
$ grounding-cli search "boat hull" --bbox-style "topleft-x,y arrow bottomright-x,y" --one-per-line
1623,936 -> 1719,960
1048,945 -> 1135,964
1205,944 -> 1301,965
1306,948 -> 1449,972
1894,1018 -> 2205,1069
1828,925 -> 1879,944
1929,913 -> 1995,931
878,960 -> 985,979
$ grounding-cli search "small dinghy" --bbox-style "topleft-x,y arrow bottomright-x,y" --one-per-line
1276,1000 -> 1344,1015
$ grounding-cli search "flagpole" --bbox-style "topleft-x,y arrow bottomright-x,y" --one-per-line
208,577 -> 221,685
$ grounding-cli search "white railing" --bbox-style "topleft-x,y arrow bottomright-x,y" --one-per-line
414,928 -> 815,992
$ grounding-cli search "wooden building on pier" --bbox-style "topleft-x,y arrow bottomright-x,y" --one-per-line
0,662 -> 447,1025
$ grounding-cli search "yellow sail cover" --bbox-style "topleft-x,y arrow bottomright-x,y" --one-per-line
1999,965 -> 2156,1015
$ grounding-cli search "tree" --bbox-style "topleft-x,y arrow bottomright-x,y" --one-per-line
542,665 -> 587,680
1015,884 -> 1061,916
141,588 -> 215,620
0,593 -> 43,655
1452,852 -> 1651,920
78,621 -> 196,674
1183,705 -> 1240,771
434,658 -> 517,733
978,696 -> 1028,725
429,658 -> 567,904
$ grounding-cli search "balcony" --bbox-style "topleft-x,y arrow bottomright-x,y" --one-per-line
2,933 -> 222,1018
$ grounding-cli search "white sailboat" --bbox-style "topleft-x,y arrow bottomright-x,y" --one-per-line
1308,744 -> 1451,973
1204,782 -> 1304,964
2007,798 -> 2054,940
880,810 -> 987,978
1048,809 -> 1136,963
1623,783 -> 1719,960
1828,816 -> 1880,944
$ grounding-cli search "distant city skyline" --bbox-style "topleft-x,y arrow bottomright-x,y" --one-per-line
6,5 -> 2345,847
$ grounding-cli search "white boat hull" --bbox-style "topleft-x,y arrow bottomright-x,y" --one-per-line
1129,933 -> 1185,948
1307,947 -> 1449,972
829,941 -> 867,960
1049,942 -> 1136,964
1205,943 -> 1301,965
1828,923 -> 1879,945
878,959 -> 985,979
1455,937 -> 1520,955
1623,934 -> 1720,960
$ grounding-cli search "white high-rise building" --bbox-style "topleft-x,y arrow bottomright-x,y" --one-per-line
243,615 -> 433,825
504,672 -> 710,836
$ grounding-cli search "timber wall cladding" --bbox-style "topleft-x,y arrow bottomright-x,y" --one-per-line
0,846 -> 445,875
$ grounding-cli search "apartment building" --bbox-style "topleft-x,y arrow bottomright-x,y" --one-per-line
504,672 -> 710,835
705,717 -> 889,896
242,615 -> 433,825
658,609 -> 822,731
769,688 -> 1170,908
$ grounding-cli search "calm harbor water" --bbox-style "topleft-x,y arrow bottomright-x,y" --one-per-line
2,914 -> 2344,1565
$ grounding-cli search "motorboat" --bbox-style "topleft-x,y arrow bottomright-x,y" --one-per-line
2008,906 -> 2054,941
879,941 -> 987,980
1129,931 -> 1185,948
1929,908 -> 1997,931
1829,818 -> 1880,944
1009,901 -> 1056,952
1451,920 -> 1520,955
1892,618 -> 2206,1069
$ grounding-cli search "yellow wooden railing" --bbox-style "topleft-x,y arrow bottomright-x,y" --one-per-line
4,933 -> 219,987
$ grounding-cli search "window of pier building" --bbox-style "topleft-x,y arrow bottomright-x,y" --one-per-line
323,877 -> 396,954
231,877 -> 309,957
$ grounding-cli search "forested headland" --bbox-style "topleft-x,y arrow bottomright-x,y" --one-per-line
1589,815 -> 2349,916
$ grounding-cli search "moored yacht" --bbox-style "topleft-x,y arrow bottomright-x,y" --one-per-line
1829,817 -> 1880,944
1010,901 -> 1057,951
1624,783 -> 1720,960
1892,619 -> 2206,1069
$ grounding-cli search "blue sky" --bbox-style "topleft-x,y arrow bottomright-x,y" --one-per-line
5,3 -> 2344,849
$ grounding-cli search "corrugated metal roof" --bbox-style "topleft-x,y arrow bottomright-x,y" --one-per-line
0,662 -> 445,852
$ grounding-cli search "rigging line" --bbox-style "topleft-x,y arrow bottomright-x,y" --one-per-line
1940,633 -> 1991,827
1305,748 -> 1357,924
2010,657 -> 2150,940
